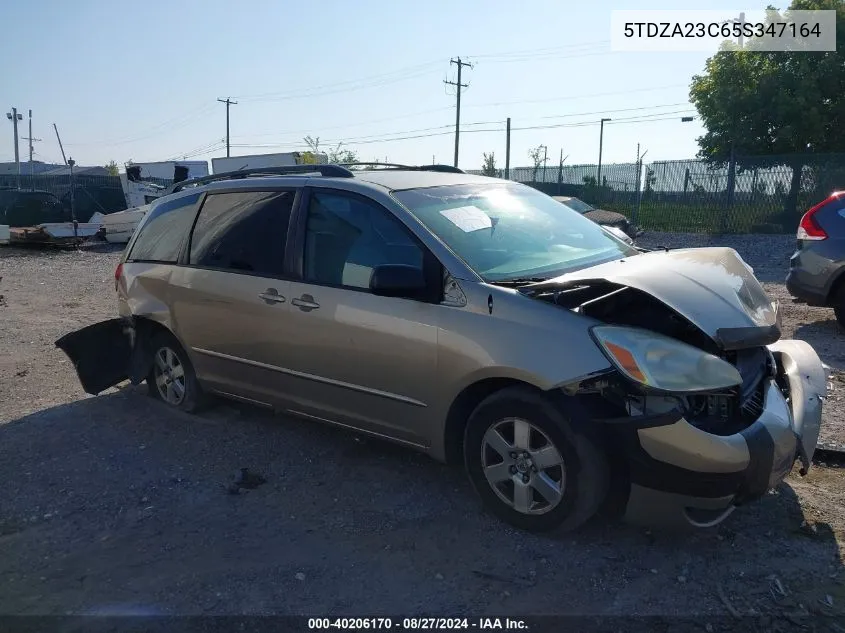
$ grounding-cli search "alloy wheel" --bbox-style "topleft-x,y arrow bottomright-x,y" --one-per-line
480,417 -> 566,515
153,346 -> 186,406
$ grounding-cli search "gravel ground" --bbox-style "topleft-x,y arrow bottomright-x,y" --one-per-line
0,236 -> 843,626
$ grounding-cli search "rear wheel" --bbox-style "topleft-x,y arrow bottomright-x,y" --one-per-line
464,386 -> 608,533
146,332 -> 206,413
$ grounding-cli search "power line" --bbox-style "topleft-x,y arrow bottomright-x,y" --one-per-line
511,111 -> 697,132
232,44 -> 613,104
179,143 -> 227,160
231,105 -> 456,141
165,139 -> 226,161
531,102 -> 691,122
465,40 -> 610,59
234,61 -> 444,102
477,51 -> 611,65
53,45 -> 650,153
228,111 -> 697,151
225,103 -> 689,148
464,84 -> 689,109
64,103 -> 217,147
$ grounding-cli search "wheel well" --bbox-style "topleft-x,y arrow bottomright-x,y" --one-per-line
827,269 -> 845,305
132,316 -> 177,348
442,378 -> 540,466
127,317 -> 176,383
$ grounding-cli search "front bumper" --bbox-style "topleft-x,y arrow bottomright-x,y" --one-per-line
621,339 -> 826,529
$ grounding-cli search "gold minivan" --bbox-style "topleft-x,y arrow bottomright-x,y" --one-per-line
58,164 -> 827,532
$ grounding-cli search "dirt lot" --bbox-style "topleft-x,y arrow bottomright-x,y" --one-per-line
0,235 -> 843,627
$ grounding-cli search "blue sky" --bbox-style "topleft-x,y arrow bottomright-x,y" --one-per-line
2,0 -> 777,171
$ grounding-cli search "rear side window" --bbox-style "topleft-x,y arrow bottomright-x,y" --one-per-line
128,192 -> 202,262
189,190 -> 295,276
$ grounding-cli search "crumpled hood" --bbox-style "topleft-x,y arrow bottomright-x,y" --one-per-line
529,247 -> 780,350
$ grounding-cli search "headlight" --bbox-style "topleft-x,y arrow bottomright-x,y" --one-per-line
591,325 -> 742,393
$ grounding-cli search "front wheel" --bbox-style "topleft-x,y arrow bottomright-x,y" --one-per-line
464,387 -> 608,533
146,332 -> 206,413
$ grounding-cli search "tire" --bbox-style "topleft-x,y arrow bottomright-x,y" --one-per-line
464,386 -> 609,533
834,286 -> 845,330
146,331 -> 206,413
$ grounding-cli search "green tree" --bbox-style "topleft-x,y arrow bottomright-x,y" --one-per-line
327,142 -> 359,165
644,168 -> 656,193
104,160 -> 119,176
297,135 -> 322,164
528,146 -> 545,182
481,152 -> 499,177
299,136 -> 359,165
689,0 -> 845,217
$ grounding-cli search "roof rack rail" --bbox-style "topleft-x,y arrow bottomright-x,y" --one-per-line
339,162 -> 466,174
169,164 -> 354,193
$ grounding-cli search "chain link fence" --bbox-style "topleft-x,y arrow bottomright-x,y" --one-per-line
470,153 -> 845,234
0,173 -> 127,223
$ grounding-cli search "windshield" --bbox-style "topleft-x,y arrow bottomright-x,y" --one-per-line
558,197 -> 594,213
392,183 -> 637,282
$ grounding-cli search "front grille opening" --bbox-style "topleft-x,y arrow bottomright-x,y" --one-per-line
687,347 -> 769,436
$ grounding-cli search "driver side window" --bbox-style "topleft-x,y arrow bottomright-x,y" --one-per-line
303,191 -> 424,290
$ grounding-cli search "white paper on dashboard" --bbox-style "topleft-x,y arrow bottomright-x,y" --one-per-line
439,205 -> 493,232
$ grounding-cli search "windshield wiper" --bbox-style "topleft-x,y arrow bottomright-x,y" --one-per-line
491,277 -> 549,287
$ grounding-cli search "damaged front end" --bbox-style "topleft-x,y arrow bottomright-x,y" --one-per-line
55,317 -> 153,396
520,247 -> 827,527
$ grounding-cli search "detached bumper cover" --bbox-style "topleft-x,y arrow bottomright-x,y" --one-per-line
768,339 -> 826,473
622,338 -> 826,528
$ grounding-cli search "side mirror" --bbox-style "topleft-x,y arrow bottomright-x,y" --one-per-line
602,225 -> 633,245
370,264 -> 427,298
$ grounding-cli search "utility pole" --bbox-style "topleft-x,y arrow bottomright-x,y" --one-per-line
217,97 -> 237,157
6,107 -> 23,189
68,157 -> 78,242
23,110 -> 41,189
596,117 -> 612,188
53,123 -> 68,165
557,149 -> 564,193
444,57 -> 472,168
504,117 -> 511,180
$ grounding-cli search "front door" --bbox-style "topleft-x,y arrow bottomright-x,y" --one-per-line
169,188 -> 299,406
282,188 -> 441,447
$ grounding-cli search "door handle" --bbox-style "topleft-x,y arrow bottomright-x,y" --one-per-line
292,294 -> 320,312
259,288 -> 286,304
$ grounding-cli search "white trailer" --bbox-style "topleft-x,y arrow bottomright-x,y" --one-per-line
211,152 -> 327,174
107,160 -> 210,244
119,160 -> 209,209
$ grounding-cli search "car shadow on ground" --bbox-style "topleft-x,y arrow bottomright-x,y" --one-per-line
795,318 -> 845,371
0,390 -> 841,623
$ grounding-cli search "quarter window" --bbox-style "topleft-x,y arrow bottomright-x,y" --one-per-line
128,192 -> 202,262
189,190 -> 295,276
303,191 -> 424,289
